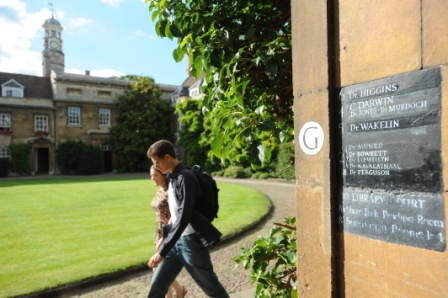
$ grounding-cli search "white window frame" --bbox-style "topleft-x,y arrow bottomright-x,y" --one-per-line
2,79 -> 25,98
35,115 -> 49,132
99,109 -> 111,126
189,87 -> 199,96
99,144 -> 111,151
68,107 -> 81,125
0,114 -> 11,131
0,148 -> 10,159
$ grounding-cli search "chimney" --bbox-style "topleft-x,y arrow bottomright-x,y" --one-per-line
85,70 -> 90,76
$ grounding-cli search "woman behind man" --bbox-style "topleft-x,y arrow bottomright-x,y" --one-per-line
150,165 -> 187,298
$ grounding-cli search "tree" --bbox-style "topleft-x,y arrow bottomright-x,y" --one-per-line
176,99 -> 207,166
147,0 -> 293,168
109,76 -> 174,172
56,141 -> 102,175
9,143 -> 31,175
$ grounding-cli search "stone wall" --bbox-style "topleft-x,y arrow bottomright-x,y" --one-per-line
292,0 -> 448,296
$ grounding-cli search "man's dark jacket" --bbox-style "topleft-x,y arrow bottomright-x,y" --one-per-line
158,162 -> 222,257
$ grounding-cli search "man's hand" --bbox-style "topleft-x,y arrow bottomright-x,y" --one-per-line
147,253 -> 164,269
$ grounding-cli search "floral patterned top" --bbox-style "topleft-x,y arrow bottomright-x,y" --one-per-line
151,187 -> 171,244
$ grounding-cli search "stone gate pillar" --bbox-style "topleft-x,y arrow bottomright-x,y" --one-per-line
292,0 -> 448,297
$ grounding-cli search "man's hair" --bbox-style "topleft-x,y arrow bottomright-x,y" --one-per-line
147,140 -> 176,159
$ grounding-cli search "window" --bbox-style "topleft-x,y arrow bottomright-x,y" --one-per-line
98,90 -> 112,98
45,30 -> 49,36
99,109 -> 110,126
2,79 -> 25,98
51,30 -> 55,36
189,79 -> 203,97
35,116 -> 49,132
99,144 -> 111,151
68,107 -> 81,125
0,148 -> 10,159
0,114 -> 11,131
67,88 -> 82,96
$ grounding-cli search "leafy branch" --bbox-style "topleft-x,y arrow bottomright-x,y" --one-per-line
234,217 -> 297,298
146,0 -> 293,168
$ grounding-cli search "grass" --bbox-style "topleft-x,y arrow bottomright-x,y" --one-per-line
0,177 -> 270,298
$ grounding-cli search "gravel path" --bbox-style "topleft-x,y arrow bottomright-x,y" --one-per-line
59,177 -> 296,298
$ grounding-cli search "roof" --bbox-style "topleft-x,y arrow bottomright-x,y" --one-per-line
44,16 -> 61,26
0,72 -> 53,99
51,71 -> 132,87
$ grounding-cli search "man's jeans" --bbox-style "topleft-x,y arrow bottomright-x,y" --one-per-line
147,234 -> 229,298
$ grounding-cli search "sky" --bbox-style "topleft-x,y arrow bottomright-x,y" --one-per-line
0,0 -> 188,86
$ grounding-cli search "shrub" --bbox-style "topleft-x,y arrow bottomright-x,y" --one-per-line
258,172 -> 270,179
212,170 -> 225,177
56,141 -> 103,175
235,217 -> 297,298
9,144 -> 31,175
0,158 -> 10,178
223,166 -> 249,178
276,142 -> 295,180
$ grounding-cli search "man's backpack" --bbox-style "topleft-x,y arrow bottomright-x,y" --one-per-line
191,165 -> 219,222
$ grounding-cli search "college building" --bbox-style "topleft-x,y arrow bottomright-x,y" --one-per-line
0,16 -> 177,175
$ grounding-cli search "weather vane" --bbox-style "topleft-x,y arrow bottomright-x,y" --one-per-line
48,2 -> 54,16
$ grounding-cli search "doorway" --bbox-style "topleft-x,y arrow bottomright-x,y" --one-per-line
37,148 -> 49,174
103,150 -> 113,172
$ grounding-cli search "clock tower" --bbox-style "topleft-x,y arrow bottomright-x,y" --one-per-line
42,16 -> 64,77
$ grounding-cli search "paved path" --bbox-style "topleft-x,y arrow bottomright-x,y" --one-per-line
60,177 -> 296,298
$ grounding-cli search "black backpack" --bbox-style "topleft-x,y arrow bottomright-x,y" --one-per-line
191,165 -> 219,222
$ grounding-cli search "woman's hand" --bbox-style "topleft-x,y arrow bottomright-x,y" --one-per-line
156,237 -> 163,250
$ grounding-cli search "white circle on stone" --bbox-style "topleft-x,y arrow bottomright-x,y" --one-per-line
299,121 -> 324,155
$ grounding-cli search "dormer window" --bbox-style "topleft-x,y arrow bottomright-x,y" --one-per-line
1,79 -> 24,98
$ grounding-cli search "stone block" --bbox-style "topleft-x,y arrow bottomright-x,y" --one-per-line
423,0 -> 448,67
339,0 -> 421,86
294,90 -> 334,297
292,0 -> 329,95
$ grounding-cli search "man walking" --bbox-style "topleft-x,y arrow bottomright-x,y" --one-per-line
146,140 -> 229,298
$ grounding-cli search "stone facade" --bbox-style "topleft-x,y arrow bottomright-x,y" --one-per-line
0,16 -> 178,175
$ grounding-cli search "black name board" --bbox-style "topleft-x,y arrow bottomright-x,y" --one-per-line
338,68 -> 446,251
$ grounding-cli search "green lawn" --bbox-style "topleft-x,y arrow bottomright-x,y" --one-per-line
0,177 -> 269,298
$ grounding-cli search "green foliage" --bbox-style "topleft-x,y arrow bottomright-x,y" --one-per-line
0,158 -> 9,177
109,76 -> 174,172
251,172 -> 270,179
56,141 -> 102,175
176,99 -> 208,167
223,165 -> 250,178
276,142 -> 295,180
147,0 -> 293,168
9,143 -> 31,175
234,217 -> 297,298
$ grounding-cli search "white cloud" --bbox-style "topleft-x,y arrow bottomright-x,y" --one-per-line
0,1 -> 94,76
129,30 -> 155,39
100,0 -> 124,7
0,0 -> 50,75
65,68 -> 126,78
65,16 -> 93,28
